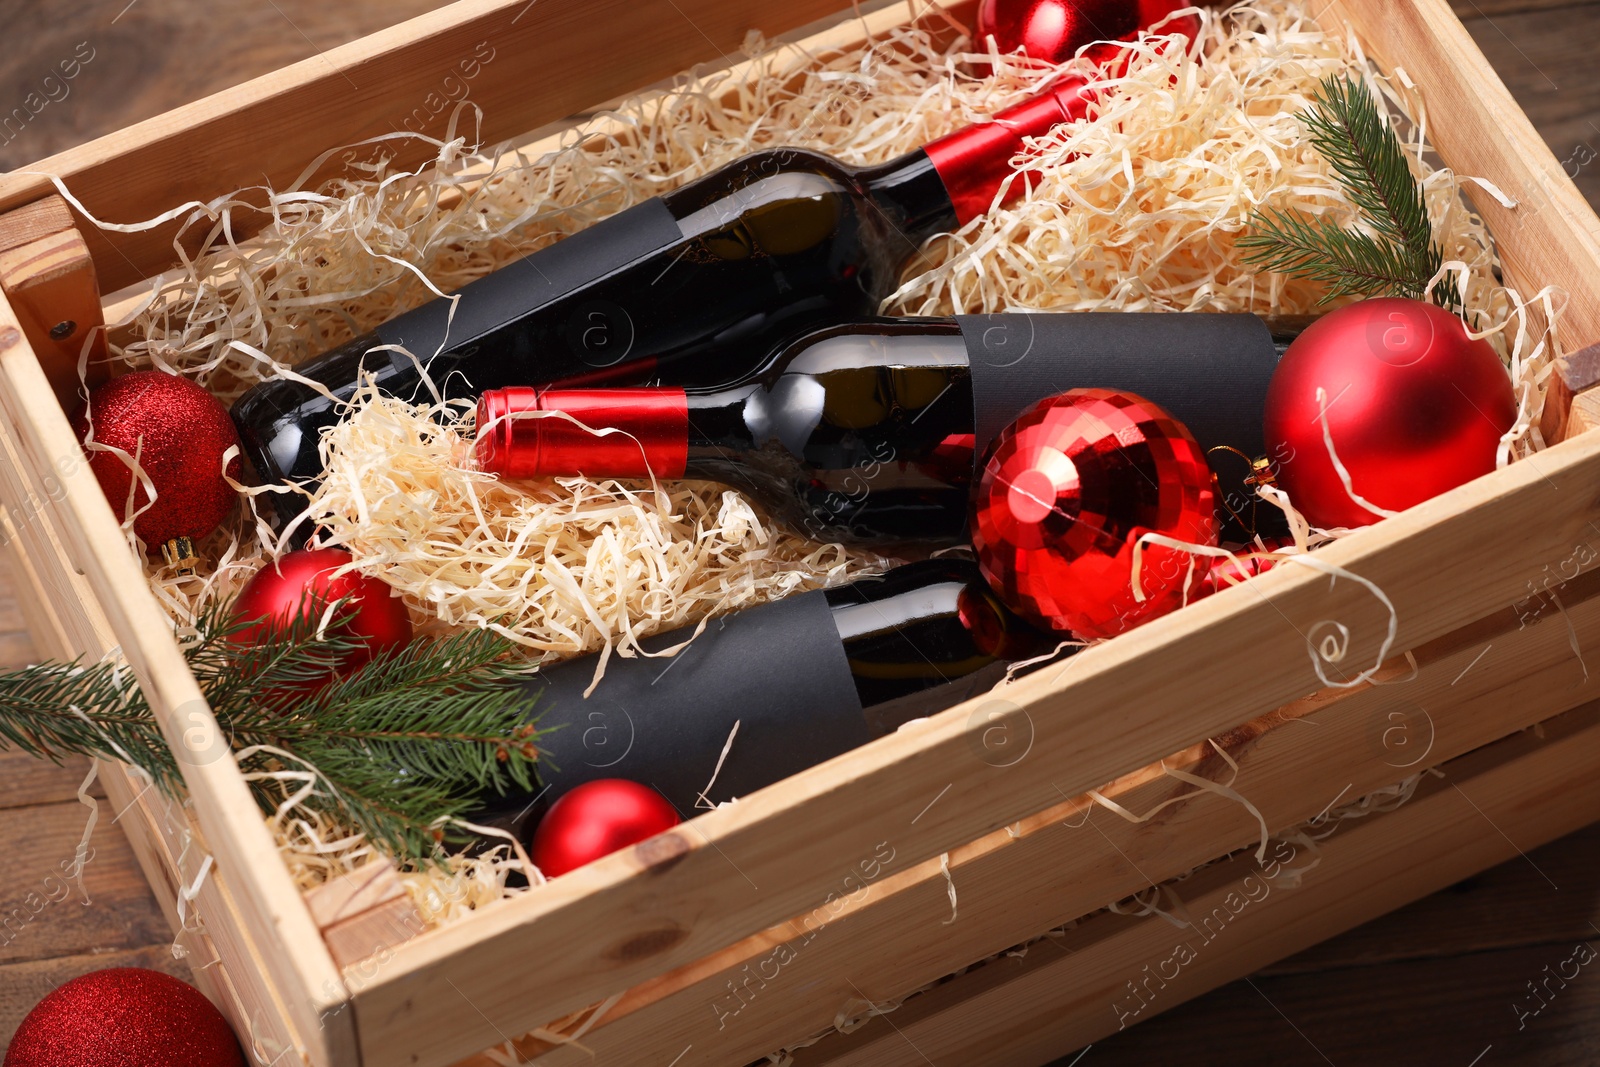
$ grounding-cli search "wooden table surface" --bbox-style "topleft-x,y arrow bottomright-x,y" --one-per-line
2,1 -> 1598,1064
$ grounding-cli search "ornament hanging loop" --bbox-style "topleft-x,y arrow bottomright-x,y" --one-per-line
1207,445 -> 1277,535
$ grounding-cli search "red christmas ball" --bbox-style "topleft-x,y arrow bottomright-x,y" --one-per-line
975,0 -> 1199,66
1263,298 -> 1516,529
3,967 -> 245,1067
231,548 -> 413,680
972,389 -> 1217,640
72,371 -> 241,548
531,780 -> 681,878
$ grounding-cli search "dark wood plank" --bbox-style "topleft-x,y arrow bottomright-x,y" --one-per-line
1457,4 -> 1600,210
1264,822 -> 1600,973
1454,0 -> 1600,16
0,0 -> 449,172
1087,938 -> 1600,1066
0,945 -> 195,1049
0,798 -> 174,967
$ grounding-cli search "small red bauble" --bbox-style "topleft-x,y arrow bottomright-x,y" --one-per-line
3,967 -> 245,1067
1263,298 -> 1517,529
531,780 -> 681,878
231,548 -> 413,679
72,371 -> 241,548
972,389 -> 1217,640
975,0 -> 1199,66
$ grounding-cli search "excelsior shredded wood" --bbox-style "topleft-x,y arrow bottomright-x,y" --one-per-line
79,0 -> 1562,928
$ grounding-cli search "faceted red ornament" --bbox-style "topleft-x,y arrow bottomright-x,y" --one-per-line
3,967 -> 245,1067
1263,298 -> 1517,529
531,780 -> 681,878
230,548 -> 413,689
972,389 -> 1217,640
975,0 -> 1200,66
71,371 -> 241,548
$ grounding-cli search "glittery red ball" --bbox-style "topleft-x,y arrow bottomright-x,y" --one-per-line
1263,298 -> 1517,529
72,371 -> 241,547
971,389 -> 1217,640
975,0 -> 1199,65
3,967 -> 245,1067
231,548 -> 414,694
531,780 -> 681,878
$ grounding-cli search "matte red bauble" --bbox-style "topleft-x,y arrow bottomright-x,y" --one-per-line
975,0 -> 1199,66
3,967 -> 245,1067
531,780 -> 681,877
230,548 -> 413,677
972,389 -> 1217,640
72,371 -> 241,548
1263,298 -> 1517,529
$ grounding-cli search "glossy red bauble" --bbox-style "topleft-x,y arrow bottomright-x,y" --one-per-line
3,967 -> 245,1067
531,780 -> 681,878
975,0 -> 1199,66
72,371 -> 241,547
1263,298 -> 1517,529
230,548 -> 413,679
972,389 -> 1217,640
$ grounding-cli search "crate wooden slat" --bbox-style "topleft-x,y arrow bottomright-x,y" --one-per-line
0,0 -> 877,296
0,0 -> 1593,1063
789,700 -> 1600,1065
457,571 -> 1600,1067
0,286 -> 357,1062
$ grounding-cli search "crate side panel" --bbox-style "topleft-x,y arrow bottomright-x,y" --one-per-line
790,703 -> 1600,1066
0,304 -> 357,1063
350,421 -> 1600,1067
499,578 -> 1600,1067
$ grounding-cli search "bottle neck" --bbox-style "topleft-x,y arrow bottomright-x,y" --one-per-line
920,77 -> 1094,225
476,387 -> 691,479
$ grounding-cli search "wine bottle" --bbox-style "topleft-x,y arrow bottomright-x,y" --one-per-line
476,312 -> 1295,545
232,81 -> 1098,511
522,558 -> 1053,812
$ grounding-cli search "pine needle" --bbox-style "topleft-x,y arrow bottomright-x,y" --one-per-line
0,601 -> 544,867
1240,75 -> 1461,309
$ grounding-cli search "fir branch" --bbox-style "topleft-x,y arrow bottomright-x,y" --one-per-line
1240,75 -> 1461,310
1242,209 -> 1430,302
0,598 -> 544,867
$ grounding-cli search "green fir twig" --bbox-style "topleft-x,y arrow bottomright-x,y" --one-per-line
0,600 -> 543,867
1240,75 -> 1461,310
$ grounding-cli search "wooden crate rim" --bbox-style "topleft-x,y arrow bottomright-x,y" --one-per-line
0,0 -> 1598,1064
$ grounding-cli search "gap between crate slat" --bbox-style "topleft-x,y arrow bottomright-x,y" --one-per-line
786,699 -> 1600,1066
446,566 -> 1600,1067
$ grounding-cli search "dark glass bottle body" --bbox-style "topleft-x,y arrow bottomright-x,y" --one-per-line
478,312 -> 1295,546
230,81 -> 1100,512
502,558 -> 1052,815
479,319 -> 975,545
232,148 -> 955,508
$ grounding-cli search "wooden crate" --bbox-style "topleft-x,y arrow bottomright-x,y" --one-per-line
0,1 -> 1598,1064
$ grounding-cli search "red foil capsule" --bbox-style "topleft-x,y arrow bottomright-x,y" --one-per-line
923,77 -> 1095,225
476,387 -> 689,479
971,389 -> 1216,640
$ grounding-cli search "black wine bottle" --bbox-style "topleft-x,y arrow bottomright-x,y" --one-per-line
476,312 -> 1294,545
231,82 -> 1098,512
522,558 -> 1052,812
